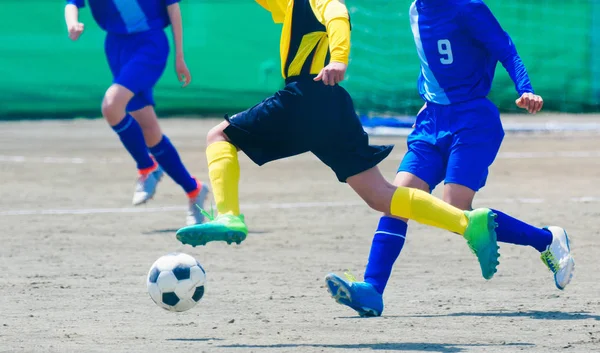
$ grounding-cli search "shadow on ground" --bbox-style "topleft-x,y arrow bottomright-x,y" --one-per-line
217,342 -> 533,352
400,310 -> 600,321
143,229 -> 270,235
166,338 -> 224,342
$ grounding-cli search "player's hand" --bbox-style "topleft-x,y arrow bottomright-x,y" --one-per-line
516,92 -> 543,114
175,57 -> 191,87
314,62 -> 347,86
68,23 -> 84,41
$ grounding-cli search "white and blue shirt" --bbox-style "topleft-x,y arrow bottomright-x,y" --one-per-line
66,0 -> 180,34
410,0 -> 533,105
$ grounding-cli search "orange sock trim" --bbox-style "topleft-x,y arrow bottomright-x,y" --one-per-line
187,178 -> 201,199
138,159 -> 158,176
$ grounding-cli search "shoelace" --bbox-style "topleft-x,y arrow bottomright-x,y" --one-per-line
541,251 -> 560,273
344,271 -> 357,282
196,203 -> 215,221
193,204 -> 246,223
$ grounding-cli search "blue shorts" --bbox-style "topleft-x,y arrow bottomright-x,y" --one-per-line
224,77 -> 393,182
104,29 -> 169,112
399,98 -> 504,192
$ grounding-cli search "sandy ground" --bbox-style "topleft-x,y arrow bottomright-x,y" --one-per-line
1,116 -> 599,353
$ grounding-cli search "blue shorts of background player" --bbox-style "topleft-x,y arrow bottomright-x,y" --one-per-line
399,98 -> 504,192
64,0 -> 209,226
105,29 -> 169,113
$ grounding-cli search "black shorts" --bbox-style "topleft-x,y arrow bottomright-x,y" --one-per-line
224,77 -> 393,182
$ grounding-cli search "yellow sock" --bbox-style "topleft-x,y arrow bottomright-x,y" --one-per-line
206,141 -> 240,216
390,187 -> 468,234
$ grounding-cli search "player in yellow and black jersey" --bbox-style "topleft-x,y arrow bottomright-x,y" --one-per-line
175,0 -> 501,291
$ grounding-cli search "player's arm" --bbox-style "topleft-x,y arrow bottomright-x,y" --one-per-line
255,0 -> 286,23
311,0 -> 350,86
461,2 -> 543,113
167,1 -> 191,87
65,0 -> 85,41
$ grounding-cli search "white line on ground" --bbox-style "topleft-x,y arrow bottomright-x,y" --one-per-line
1,197 -> 599,217
1,150 -> 600,166
0,201 -> 364,217
364,122 -> 600,137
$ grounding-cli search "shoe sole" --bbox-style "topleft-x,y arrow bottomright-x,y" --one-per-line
132,169 -> 164,206
465,210 -> 500,280
555,228 -> 575,290
176,227 -> 247,247
324,274 -> 380,318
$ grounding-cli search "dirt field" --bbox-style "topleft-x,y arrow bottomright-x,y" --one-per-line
1,116 -> 599,353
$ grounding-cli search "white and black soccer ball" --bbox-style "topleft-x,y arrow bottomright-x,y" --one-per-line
147,252 -> 206,312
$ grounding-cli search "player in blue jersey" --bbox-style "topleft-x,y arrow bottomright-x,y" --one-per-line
325,0 -> 575,317
64,0 -> 209,225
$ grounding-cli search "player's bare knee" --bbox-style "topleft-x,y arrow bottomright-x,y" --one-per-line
101,95 -> 126,125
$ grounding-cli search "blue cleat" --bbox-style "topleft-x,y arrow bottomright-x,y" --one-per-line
325,273 -> 383,317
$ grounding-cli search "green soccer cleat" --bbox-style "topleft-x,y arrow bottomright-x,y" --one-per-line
463,208 -> 500,280
176,212 -> 248,247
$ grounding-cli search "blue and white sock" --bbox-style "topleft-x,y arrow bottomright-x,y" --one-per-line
149,135 -> 198,194
364,216 -> 408,294
111,114 -> 154,171
491,209 -> 553,252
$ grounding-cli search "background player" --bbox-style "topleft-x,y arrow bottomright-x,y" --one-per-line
64,0 -> 209,225
175,0 -> 502,282
325,0 -> 575,317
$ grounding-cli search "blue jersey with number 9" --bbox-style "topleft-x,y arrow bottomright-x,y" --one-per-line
410,0 -> 534,105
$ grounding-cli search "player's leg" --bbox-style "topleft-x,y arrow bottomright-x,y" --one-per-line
175,120 -> 245,246
312,93 -> 498,276
101,83 -> 153,171
445,182 -> 573,290
324,107 -> 449,316
347,167 -> 498,273
315,93 -> 498,316
326,172 -> 430,317
103,32 -> 163,205
130,105 -> 209,225
102,84 -> 161,207
445,179 -> 573,290
324,167 -> 498,316
361,172 -> 429,292
176,86 -> 310,246
443,100 -> 574,290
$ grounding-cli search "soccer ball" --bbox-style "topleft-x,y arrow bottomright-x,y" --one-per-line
146,252 -> 206,312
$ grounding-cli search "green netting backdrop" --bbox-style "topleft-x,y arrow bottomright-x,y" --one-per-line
0,0 -> 598,119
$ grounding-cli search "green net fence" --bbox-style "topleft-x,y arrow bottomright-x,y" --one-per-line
0,0 -> 598,119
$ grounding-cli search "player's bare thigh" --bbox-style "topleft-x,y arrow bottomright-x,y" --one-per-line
443,183 -> 476,211
207,120 -> 233,145
101,84 -> 134,126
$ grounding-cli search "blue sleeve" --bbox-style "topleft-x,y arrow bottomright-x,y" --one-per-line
461,1 -> 533,95
66,0 -> 85,8
165,0 -> 181,5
